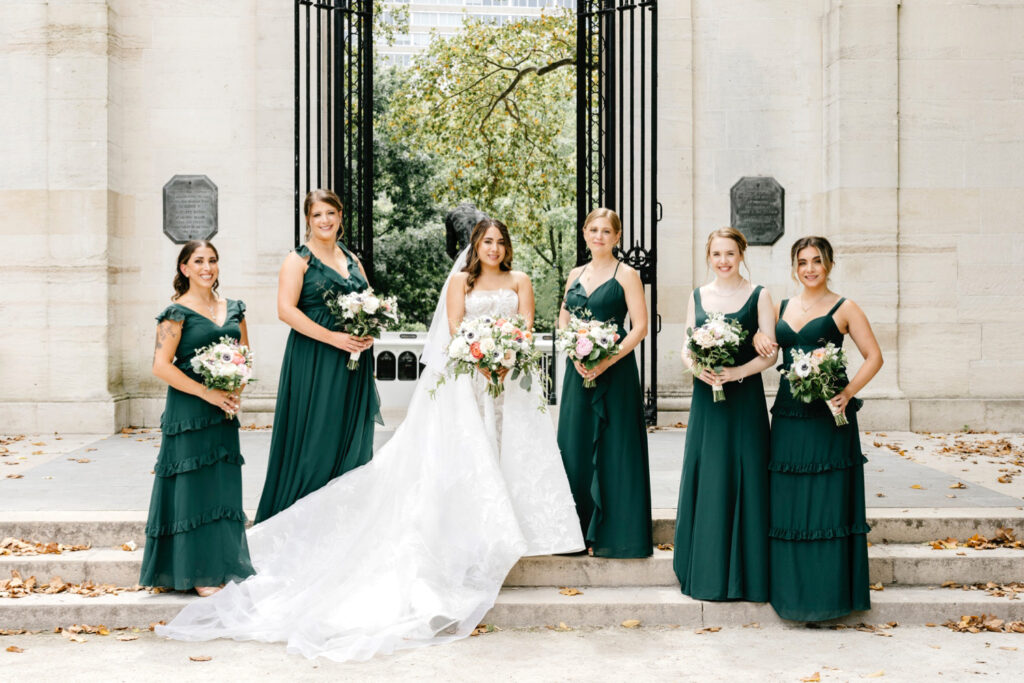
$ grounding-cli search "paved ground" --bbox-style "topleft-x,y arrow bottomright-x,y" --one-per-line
2,624 -> 1022,681
1,428 -> 1022,512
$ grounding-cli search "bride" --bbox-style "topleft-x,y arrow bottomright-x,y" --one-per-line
156,218 -> 584,660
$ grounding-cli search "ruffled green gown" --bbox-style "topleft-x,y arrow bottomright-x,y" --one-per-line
557,264 -> 652,558
255,243 -> 382,523
139,300 -> 255,590
769,297 -> 870,621
673,287 -> 770,601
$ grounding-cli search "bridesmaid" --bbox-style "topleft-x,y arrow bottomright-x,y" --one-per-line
760,236 -> 883,621
256,189 -> 381,522
557,208 -> 652,558
141,240 -> 254,596
673,227 -> 778,601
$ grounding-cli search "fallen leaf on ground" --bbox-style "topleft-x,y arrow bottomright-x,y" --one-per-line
558,587 -> 582,596
189,655 -> 212,662
31,442 -> 45,446
656,543 -> 674,551
800,673 -> 820,683
949,482 -> 967,489
6,645 -> 24,653
930,537 -> 958,550
695,626 -> 721,634
121,541 -> 137,552
470,623 -> 499,636
743,622 -> 760,628
117,634 -> 139,641
149,622 -> 166,631
5,474 -> 23,479
75,459 -> 90,464
999,646 -> 1018,651
865,671 -> 885,678
869,583 -> 884,591
910,484 -> 923,489
548,622 -> 572,632
1,538 -> 90,556
621,619 -> 641,628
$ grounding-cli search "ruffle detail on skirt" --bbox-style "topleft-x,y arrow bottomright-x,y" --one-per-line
585,376 -> 610,546
161,413 -> 233,435
145,507 -> 249,538
769,522 -> 871,541
768,454 -> 868,473
771,396 -> 863,419
155,447 -> 245,477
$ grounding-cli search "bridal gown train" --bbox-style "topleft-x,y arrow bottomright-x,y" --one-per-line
157,286 -> 584,661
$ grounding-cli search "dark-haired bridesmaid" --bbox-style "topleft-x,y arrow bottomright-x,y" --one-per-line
141,240 -> 254,596
756,236 -> 883,621
557,208 -> 652,558
255,189 -> 382,522
673,227 -> 777,602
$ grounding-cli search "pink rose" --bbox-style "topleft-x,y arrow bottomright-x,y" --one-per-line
575,336 -> 594,357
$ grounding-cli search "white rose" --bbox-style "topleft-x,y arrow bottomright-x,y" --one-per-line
500,322 -> 515,335
479,338 -> 496,354
362,296 -> 380,314
449,337 -> 469,359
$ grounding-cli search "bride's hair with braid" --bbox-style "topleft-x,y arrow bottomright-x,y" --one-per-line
461,218 -> 514,292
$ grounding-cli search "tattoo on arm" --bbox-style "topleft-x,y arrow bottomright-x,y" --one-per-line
154,321 -> 180,353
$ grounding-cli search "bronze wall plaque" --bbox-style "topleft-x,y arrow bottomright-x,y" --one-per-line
163,175 -> 218,244
730,176 -> 784,246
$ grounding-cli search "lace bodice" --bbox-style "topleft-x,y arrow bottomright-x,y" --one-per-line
464,288 -> 519,319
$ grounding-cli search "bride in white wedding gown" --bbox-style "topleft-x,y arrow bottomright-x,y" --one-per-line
156,219 -> 584,661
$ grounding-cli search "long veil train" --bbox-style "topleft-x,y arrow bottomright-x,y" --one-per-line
156,248 -> 583,661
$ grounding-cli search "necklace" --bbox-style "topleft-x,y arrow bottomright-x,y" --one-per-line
799,291 -> 829,312
710,278 -> 747,296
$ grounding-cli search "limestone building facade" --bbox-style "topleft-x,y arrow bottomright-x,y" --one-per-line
1,0 -> 1021,433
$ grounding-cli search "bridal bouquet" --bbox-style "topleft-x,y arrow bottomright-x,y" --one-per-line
324,288 -> 400,370
685,312 -> 747,402
784,342 -> 851,426
438,314 -> 543,399
556,314 -> 621,389
190,336 -> 255,417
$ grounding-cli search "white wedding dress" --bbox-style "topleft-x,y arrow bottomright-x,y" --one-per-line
156,251 -> 584,661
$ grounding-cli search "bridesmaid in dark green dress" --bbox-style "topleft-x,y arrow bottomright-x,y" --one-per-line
557,208 -> 652,558
760,236 -> 884,621
141,240 -> 254,596
256,189 -> 381,523
673,228 -> 778,601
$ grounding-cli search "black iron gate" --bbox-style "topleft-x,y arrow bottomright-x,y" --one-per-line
577,0 -> 660,424
294,0 -> 374,279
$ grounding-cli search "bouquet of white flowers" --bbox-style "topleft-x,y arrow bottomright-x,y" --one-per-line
438,314 -> 544,400
685,311 -> 747,402
190,336 -> 255,417
555,314 -> 621,389
324,288 -> 400,370
784,342 -> 851,426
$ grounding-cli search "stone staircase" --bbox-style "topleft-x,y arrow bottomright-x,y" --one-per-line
2,508 -> 1023,630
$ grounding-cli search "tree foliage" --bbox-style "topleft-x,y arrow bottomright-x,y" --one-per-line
384,9 -> 577,329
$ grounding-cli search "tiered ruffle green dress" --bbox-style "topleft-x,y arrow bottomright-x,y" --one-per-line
557,264 -> 652,558
769,297 -> 870,621
139,300 -> 255,590
255,243 -> 382,523
673,287 -> 770,601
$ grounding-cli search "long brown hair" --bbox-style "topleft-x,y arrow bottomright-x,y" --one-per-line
462,218 -> 513,291
303,188 -> 344,242
790,235 -> 835,283
172,240 -> 220,300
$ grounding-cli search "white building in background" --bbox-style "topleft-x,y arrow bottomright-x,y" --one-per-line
380,0 -> 577,66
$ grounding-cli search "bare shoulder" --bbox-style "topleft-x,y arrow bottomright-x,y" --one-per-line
510,270 -> 532,288
616,262 -> 642,286
754,284 -> 775,306
450,271 -> 470,288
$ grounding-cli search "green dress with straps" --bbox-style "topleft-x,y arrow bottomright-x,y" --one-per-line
255,244 -> 382,523
139,299 -> 255,590
673,287 -> 770,601
557,263 -> 652,558
769,296 -> 870,621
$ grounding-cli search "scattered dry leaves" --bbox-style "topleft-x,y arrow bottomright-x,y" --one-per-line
1,571 -> 147,599
929,528 -> 1022,551
1,538 -> 90,556
940,581 -> 1024,598
943,614 -> 1024,633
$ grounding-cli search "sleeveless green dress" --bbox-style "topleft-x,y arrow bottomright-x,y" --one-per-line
769,297 -> 870,621
255,244 -> 382,523
557,263 -> 652,558
673,287 -> 770,601
139,299 -> 255,590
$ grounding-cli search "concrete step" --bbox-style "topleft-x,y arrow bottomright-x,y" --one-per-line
3,585 -> 1023,631
4,544 -> 1021,590
4,508 -> 1022,548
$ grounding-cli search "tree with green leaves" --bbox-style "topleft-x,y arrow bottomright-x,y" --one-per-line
384,9 -> 577,329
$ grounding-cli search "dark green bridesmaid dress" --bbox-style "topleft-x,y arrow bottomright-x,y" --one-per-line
255,243 -> 382,523
673,287 -> 770,601
139,300 -> 255,590
769,297 -> 870,621
557,262 -> 652,558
